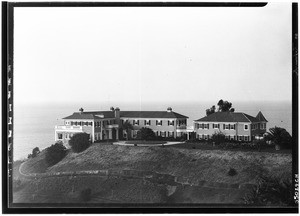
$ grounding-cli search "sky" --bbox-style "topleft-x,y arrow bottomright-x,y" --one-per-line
14,3 -> 292,105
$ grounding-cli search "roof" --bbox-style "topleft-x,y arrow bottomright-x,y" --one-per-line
63,111 -> 115,120
194,112 -> 262,123
256,111 -> 268,122
63,110 -> 188,120
120,111 -> 188,119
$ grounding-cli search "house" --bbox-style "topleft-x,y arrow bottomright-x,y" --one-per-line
193,111 -> 267,142
55,107 -> 189,144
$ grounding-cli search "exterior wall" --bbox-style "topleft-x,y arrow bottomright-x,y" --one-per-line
55,119 -> 95,144
120,117 -> 187,138
250,122 -> 267,138
194,121 -> 251,141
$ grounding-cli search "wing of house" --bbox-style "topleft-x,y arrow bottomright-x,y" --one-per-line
194,111 -> 268,141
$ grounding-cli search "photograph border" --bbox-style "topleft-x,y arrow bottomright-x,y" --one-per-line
2,1 -> 298,214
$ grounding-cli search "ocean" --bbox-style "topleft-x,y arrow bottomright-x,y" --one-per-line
13,101 -> 292,160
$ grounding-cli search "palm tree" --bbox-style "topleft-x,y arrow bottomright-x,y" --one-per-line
121,121 -> 133,140
265,127 -> 292,150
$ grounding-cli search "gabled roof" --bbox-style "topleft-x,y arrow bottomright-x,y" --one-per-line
120,111 -> 188,119
63,110 -> 188,120
256,111 -> 268,122
63,111 -> 115,120
194,112 -> 261,123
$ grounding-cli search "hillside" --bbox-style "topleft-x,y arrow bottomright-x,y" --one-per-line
23,143 -> 292,185
14,143 -> 292,204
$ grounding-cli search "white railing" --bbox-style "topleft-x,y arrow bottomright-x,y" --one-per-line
105,124 -> 119,129
55,125 -> 83,130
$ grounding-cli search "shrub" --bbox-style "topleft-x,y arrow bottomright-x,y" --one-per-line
32,147 -> 40,158
139,127 -> 156,141
69,133 -> 91,153
45,142 -> 67,166
265,127 -> 292,149
228,168 -> 237,176
211,131 -> 226,145
243,175 -> 294,206
80,188 -> 92,202
27,147 -> 40,159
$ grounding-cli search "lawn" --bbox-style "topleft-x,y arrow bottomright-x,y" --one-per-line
14,143 -> 292,204
170,142 -> 292,154
125,140 -> 167,145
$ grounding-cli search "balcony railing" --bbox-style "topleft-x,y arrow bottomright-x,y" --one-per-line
105,124 -> 119,129
55,125 -> 83,130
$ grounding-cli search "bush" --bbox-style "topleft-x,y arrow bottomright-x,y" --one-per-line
243,175 -> 294,206
211,131 -> 226,145
69,133 -> 91,153
80,188 -> 92,202
265,127 -> 292,149
228,168 -> 237,176
27,147 -> 40,159
139,127 -> 156,140
45,142 -> 67,166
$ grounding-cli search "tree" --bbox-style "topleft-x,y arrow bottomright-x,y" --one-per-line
121,121 -> 133,140
265,127 -> 292,150
206,105 -> 216,116
69,133 -> 91,153
45,142 -> 67,166
139,127 -> 156,140
211,131 -> 226,145
32,147 -> 40,158
217,99 -> 234,112
206,99 -> 235,116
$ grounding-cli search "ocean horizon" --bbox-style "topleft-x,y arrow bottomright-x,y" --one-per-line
13,100 -> 292,160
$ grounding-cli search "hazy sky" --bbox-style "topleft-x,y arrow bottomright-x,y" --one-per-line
14,3 -> 292,105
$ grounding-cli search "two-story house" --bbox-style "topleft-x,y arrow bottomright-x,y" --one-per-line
55,107 -> 189,144
194,111 -> 267,142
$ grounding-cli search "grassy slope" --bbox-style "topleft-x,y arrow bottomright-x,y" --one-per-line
47,143 -> 292,185
14,143 -> 292,204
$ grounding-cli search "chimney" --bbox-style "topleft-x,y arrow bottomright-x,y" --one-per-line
79,107 -> 84,114
115,107 -> 120,124
167,107 -> 172,112
110,107 -> 115,111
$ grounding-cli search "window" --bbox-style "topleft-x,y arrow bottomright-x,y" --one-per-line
89,122 -> 92,126
244,136 -> 249,141
156,120 -> 162,126
204,124 -> 209,129
161,131 -> 166,137
230,135 -> 235,141
169,131 -> 173,137
261,123 -> 266,130
134,120 -> 139,125
168,120 -> 174,126
213,123 -> 219,129
145,120 -> 151,126
225,124 -> 229,130
244,124 -> 249,130
239,136 -> 243,141
230,124 -> 235,130
57,133 -> 62,139
155,131 -> 158,136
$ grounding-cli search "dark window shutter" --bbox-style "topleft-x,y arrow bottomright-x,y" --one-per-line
149,120 -> 151,125
137,120 -> 139,125
144,120 -> 146,125
168,121 -> 170,126
218,124 -> 220,128
207,124 -> 209,129
223,124 -> 225,129
156,120 -> 158,125
234,124 -> 236,130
